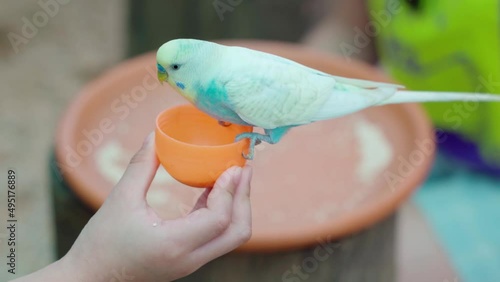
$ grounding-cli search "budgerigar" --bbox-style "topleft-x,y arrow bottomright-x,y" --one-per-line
156,39 -> 500,160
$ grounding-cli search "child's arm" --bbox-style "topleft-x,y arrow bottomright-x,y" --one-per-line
303,0 -> 377,64
11,133 -> 253,282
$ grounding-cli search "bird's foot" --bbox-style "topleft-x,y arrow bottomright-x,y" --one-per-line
235,132 -> 271,160
218,120 -> 232,127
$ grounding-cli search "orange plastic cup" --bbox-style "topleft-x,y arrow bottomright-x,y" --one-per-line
155,104 -> 253,188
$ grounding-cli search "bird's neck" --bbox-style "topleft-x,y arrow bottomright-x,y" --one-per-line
167,76 -> 196,103
175,86 -> 197,103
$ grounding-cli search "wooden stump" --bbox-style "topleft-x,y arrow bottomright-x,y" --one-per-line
178,215 -> 395,282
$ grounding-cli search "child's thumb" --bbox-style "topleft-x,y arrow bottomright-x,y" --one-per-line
115,132 -> 159,202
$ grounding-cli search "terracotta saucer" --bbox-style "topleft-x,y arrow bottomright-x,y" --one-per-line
54,40 -> 435,252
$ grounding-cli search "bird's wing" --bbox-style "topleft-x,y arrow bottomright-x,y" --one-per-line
309,83 -> 398,121
225,45 -> 404,89
327,74 -> 404,89
221,48 -> 398,128
222,58 -> 334,128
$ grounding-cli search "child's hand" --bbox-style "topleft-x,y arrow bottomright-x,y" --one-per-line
15,132 -> 253,282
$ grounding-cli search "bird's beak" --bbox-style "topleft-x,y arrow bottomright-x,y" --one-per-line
157,71 -> 168,85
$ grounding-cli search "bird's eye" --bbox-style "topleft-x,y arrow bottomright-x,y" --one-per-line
172,64 -> 180,70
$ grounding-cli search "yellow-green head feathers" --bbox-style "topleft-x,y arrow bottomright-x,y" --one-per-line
156,39 -> 217,102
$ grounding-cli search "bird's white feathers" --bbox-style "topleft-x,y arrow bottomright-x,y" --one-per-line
311,84 -> 398,122
222,55 -> 335,128
159,40 -> 500,130
382,90 -> 500,104
219,45 -> 401,128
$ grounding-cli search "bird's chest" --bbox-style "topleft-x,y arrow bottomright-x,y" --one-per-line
194,81 -> 249,125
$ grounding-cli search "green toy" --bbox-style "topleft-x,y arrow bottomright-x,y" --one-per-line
368,0 -> 500,165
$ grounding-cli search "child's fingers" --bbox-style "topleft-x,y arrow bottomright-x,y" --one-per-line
114,132 -> 159,205
189,166 -> 253,264
166,166 -> 242,251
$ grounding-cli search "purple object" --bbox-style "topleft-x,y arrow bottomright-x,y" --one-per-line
438,131 -> 500,176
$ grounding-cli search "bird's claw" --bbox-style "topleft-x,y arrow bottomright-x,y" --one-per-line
242,152 -> 253,160
218,120 -> 232,127
235,133 -> 261,160
235,132 -> 273,160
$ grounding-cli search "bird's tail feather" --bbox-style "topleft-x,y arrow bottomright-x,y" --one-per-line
382,90 -> 500,105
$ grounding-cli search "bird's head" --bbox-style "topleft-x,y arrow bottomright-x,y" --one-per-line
156,39 -> 212,88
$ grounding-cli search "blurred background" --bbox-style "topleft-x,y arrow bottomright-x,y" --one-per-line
1,1 -> 499,281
